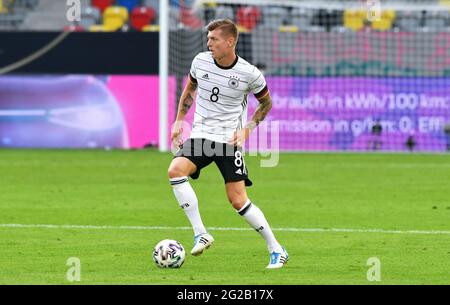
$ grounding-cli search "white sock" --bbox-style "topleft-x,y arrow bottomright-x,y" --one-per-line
238,199 -> 283,253
170,176 -> 207,236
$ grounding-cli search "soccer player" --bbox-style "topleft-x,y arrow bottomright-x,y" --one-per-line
167,19 -> 288,269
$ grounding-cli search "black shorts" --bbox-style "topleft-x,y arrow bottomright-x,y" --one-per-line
174,138 -> 253,187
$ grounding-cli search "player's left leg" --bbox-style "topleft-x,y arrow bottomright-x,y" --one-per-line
215,143 -> 288,268
225,181 -> 288,269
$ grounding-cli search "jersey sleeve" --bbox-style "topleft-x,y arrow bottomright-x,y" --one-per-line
189,54 -> 199,84
249,66 -> 268,99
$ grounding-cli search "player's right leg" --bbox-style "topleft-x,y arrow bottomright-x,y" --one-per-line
168,153 -> 214,256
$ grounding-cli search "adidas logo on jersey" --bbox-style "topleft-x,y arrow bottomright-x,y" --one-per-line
235,169 -> 242,175
202,73 -> 209,79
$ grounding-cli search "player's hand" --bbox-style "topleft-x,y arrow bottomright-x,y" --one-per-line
171,121 -> 184,148
229,128 -> 251,147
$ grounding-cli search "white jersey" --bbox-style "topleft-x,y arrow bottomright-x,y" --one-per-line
189,51 -> 268,143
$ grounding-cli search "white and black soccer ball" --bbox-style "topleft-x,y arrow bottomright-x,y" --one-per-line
152,239 -> 186,268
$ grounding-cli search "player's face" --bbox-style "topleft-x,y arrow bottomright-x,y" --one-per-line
207,29 -> 233,60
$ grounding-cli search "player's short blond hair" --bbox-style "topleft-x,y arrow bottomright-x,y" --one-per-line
206,19 -> 239,44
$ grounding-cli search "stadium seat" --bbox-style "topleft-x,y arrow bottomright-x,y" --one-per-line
236,6 -> 261,31
116,0 -> 139,13
215,5 -> 234,21
80,6 -> 101,30
343,9 -> 366,31
313,9 -> 342,32
200,1 -> 216,24
423,11 -> 449,31
202,1 -> 216,7
168,6 -> 180,30
90,6 -> 129,32
131,6 -> 156,31
179,6 -> 203,29
395,11 -> 422,32
92,0 -> 114,13
290,7 -> 323,32
146,0 -> 159,14
104,6 -> 129,30
371,18 -> 391,31
0,0 -> 6,14
261,6 -> 288,29
0,12 -> 25,30
371,10 -> 396,31
382,9 -> 396,21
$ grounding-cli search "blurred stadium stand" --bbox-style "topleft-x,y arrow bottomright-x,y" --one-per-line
89,5 -> 129,32
0,0 -> 39,30
395,10 -> 423,32
423,10 -> 449,31
0,0 -> 448,33
130,6 -> 155,31
79,6 -> 101,29
1,0 -> 450,152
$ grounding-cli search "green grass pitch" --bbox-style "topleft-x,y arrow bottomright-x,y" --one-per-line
0,149 -> 449,284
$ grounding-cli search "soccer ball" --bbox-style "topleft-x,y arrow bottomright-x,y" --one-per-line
152,239 -> 186,268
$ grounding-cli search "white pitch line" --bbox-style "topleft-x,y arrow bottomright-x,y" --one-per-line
0,223 -> 450,235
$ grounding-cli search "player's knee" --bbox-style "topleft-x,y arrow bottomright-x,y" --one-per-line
167,165 -> 184,179
227,194 -> 247,210
231,199 -> 247,210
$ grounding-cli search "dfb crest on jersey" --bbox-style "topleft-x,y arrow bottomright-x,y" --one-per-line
228,76 -> 240,89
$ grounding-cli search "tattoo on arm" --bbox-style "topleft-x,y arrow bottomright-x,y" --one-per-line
179,80 -> 197,115
189,81 -> 198,91
180,92 -> 194,115
247,94 -> 272,129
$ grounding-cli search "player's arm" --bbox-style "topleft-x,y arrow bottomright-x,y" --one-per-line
176,75 -> 198,121
171,75 -> 198,146
229,89 -> 272,146
246,90 -> 272,131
